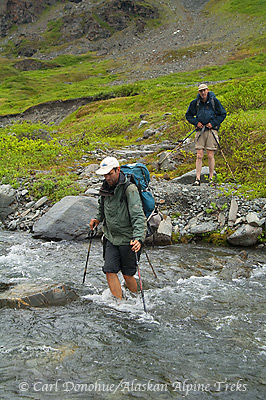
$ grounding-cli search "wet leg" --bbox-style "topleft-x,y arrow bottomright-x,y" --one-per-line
106,272 -> 122,299
123,275 -> 138,293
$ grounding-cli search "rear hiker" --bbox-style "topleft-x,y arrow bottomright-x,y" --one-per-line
89,157 -> 147,300
185,83 -> 226,186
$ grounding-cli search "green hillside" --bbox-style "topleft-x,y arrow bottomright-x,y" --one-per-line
0,0 -> 265,202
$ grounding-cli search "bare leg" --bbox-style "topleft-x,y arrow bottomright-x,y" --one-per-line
207,150 -> 215,179
196,149 -> 204,180
106,272 -> 122,300
123,275 -> 138,293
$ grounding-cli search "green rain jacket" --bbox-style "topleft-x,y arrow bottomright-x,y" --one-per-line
95,172 -> 147,246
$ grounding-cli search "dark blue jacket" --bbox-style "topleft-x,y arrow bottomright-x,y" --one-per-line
185,91 -> 226,130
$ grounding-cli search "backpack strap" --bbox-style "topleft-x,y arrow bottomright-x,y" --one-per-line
100,180 -> 132,219
139,166 -> 149,187
196,97 -> 200,113
119,181 -> 135,224
100,195 -> 105,221
120,180 -> 133,204
196,96 -> 216,114
120,179 -> 148,223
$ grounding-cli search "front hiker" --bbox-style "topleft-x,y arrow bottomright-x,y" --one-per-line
89,156 -> 147,300
185,83 -> 226,186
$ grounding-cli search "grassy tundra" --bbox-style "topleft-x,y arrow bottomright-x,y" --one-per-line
0,0 -> 265,202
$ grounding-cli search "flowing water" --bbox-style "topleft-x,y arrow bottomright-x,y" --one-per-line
0,230 -> 266,399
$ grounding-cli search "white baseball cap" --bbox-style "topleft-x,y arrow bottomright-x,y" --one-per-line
198,83 -> 208,91
96,156 -> 120,175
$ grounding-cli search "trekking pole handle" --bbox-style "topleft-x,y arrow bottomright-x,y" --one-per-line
130,238 -> 141,253
88,226 -> 98,238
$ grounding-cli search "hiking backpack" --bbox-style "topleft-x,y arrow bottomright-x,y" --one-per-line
121,163 -> 155,217
120,163 -> 162,236
196,92 -> 216,114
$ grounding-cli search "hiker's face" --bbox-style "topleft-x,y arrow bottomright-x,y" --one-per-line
104,167 -> 120,187
199,88 -> 209,102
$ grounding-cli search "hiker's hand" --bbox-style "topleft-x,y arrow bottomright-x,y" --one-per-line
206,122 -> 213,129
89,218 -> 99,231
197,122 -> 204,129
130,239 -> 141,252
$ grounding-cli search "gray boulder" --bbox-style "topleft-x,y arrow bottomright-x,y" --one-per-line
246,212 -> 261,227
145,216 -> 172,246
227,224 -> 263,247
32,195 -> 98,241
172,166 -> 214,184
79,163 -> 99,177
0,184 -> 17,220
228,198 -> 238,227
138,120 -> 148,129
143,129 -> 156,139
0,282 -> 78,309
157,215 -> 172,237
189,221 -> 219,235
158,151 -> 177,171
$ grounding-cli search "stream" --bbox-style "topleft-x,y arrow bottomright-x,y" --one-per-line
0,230 -> 266,399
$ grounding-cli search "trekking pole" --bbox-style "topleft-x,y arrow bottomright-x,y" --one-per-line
135,251 -> 147,313
158,128 -> 197,167
82,227 -> 97,284
210,130 -> 236,181
143,248 -> 157,278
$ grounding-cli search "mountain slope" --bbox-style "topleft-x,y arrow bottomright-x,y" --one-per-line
0,0 -> 265,83
0,1 -> 265,202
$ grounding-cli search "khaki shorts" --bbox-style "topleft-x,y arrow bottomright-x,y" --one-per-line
195,129 -> 219,151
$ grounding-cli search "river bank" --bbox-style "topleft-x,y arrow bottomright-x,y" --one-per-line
0,145 -> 265,249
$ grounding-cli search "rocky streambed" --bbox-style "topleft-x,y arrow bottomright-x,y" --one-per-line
0,142 -> 266,311
0,142 -> 265,249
